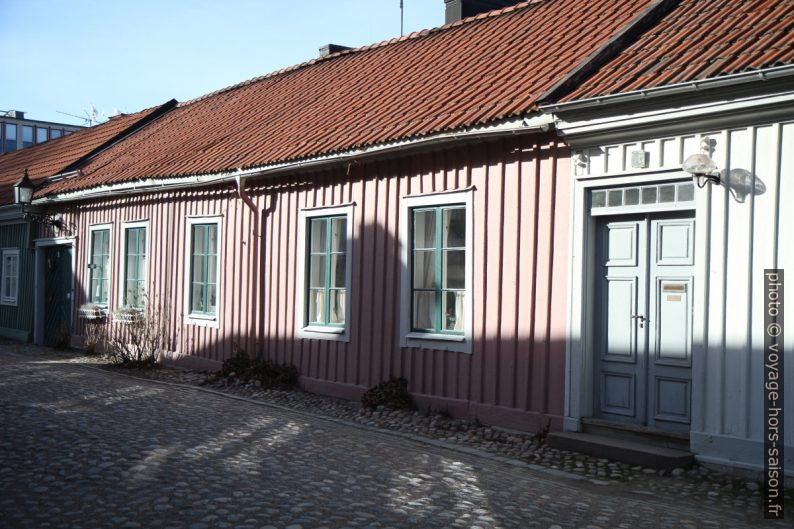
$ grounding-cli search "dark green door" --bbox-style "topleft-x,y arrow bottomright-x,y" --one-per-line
44,245 -> 73,348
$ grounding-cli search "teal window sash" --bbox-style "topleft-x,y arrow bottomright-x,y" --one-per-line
123,227 -> 146,307
88,229 -> 110,306
410,205 -> 465,335
306,215 -> 346,327
189,224 -> 218,316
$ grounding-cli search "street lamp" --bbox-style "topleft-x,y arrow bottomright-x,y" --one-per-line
14,169 -> 35,205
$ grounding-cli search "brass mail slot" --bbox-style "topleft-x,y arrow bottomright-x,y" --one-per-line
666,295 -> 682,302
663,283 -> 687,293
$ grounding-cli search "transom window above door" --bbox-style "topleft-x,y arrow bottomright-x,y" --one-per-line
591,181 -> 694,215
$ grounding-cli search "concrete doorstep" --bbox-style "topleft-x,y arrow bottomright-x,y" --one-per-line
547,431 -> 695,470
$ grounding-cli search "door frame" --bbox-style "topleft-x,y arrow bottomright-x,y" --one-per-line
564,171 -> 709,439
34,237 -> 76,345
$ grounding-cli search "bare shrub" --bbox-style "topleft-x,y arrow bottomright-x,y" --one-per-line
107,293 -> 173,369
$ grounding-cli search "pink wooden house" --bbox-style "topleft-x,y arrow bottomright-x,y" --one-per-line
25,0 -> 663,433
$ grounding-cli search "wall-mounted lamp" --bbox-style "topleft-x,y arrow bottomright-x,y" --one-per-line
13,169 -> 35,205
682,136 -> 721,188
13,168 -> 67,233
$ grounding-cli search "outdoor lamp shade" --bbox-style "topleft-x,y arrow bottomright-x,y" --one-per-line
14,169 -> 34,205
682,153 -> 718,176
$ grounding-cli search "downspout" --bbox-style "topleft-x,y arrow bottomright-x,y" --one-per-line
235,172 -> 259,238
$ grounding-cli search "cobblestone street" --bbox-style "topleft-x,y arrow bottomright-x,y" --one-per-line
0,348 -> 785,529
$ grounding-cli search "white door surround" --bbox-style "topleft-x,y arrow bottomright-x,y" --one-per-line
564,172 -> 704,435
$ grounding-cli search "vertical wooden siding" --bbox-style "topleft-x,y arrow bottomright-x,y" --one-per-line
48,134 -> 570,429
0,222 -> 33,338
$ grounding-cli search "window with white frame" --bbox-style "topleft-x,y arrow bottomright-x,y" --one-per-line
1,249 -> 19,305
185,218 -> 221,323
401,190 -> 473,353
296,205 -> 354,341
121,223 -> 147,308
88,227 -> 111,306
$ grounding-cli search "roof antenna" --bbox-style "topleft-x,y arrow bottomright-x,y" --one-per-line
400,0 -> 404,36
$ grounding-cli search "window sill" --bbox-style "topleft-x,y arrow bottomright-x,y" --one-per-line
185,313 -> 219,328
302,325 -> 345,334
405,332 -> 465,342
0,299 -> 17,307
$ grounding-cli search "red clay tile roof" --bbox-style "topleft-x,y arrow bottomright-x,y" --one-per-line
562,0 -> 794,101
37,0 -> 653,197
0,103 -> 172,204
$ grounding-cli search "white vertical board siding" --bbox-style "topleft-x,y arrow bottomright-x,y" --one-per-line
572,121 -> 793,472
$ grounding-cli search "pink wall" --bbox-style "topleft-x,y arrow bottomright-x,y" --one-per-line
48,133 -> 570,432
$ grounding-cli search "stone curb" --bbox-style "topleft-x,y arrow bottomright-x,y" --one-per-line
67,359 -> 604,487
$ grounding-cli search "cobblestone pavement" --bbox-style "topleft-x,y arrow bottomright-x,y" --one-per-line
0,348 -> 786,529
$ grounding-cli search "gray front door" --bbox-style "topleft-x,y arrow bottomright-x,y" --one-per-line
594,213 -> 694,432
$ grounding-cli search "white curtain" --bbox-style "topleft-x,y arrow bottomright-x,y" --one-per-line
310,291 -> 325,323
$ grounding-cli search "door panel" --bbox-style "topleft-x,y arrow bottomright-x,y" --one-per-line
594,213 -> 693,432
595,218 -> 646,424
44,245 -> 73,348
648,217 -> 694,431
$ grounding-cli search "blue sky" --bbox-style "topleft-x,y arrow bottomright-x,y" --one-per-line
1,1 -> 442,125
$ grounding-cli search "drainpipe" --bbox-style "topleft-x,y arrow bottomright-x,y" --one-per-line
235,172 -> 259,238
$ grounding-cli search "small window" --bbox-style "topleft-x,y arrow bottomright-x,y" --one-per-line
36,127 -> 48,143
123,226 -> 147,307
188,223 -> 219,317
296,205 -> 353,341
1,249 -> 19,306
22,126 -> 33,148
411,205 -> 466,334
401,190 -> 472,353
51,129 -> 62,139
306,216 -> 347,326
4,123 -> 16,151
88,228 -> 111,306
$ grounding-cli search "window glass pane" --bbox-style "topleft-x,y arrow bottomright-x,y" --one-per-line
442,291 -> 465,332
607,189 -> 622,207
443,250 -> 465,289
591,190 -> 606,208
207,283 -> 217,314
443,207 -> 465,248
308,289 -> 325,323
207,254 -> 216,284
412,291 -> 435,330
329,290 -> 345,324
413,250 -> 435,289
309,255 -> 326,288
207,225 -> 217,254
624,188 -> 640,206
191,283 -> 205,312
330,254 -> 345,288
310,219 -> 326,253
641,186 -> 657,204
192,255 -> 205,283
126,229 -> 138,255
101,279 -> 109,304
678,183 -> 695,202
4,124 -> 15,151
36,128 -> 48,143
51,129 -> 62,139
127,252 -> 138,281
659,185 -> 676,202
101,230 -> 110,255
330,217 -> 346,252
192,225 -> 205,255
413,210 -> 436,249
22,126 -> 33,147
10,277 -> 17,298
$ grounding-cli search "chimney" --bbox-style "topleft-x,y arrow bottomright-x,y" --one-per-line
4,110 -> 25,120
444,0 -> 522,23
319,43 -> 351,58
